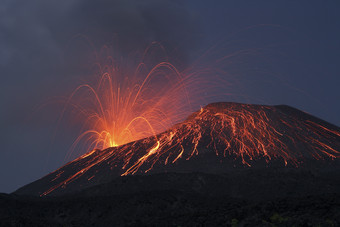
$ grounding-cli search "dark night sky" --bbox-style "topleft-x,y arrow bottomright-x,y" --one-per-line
1,0 -> 340,193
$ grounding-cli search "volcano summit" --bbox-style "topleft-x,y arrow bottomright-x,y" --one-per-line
15,102 -> 340,197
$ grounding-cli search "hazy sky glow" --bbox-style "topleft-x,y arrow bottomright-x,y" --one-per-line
1,0 -> 340,193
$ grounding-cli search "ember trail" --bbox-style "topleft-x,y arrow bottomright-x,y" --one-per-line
64,46 -> 196,158
63,43 -> 231,159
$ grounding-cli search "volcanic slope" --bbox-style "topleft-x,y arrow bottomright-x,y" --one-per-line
15,102 -> 340,196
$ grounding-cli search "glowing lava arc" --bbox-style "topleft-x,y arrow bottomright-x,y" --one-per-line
29,102 -> 340,197
63,56 -> 198,159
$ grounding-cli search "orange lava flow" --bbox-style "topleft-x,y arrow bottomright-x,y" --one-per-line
117,103 -> 340,176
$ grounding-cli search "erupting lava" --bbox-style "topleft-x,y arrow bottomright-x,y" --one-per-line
63,45 -> 210,158
68,62 -> 189,148
63,43 -> 234,160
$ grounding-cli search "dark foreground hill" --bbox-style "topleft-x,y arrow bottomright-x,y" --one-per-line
1,193 -> 339,227
1,172 -> 340,226
15,102 -> 340,197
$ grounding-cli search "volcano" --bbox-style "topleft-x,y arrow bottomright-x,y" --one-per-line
15,102 -> 340,197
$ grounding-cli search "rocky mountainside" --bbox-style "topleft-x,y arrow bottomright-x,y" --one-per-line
14,102 -> 340,197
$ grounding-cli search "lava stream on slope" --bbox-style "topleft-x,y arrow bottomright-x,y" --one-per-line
15,102 -> 340,196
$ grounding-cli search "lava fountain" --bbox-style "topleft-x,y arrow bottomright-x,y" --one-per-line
62,44 -> 228,159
